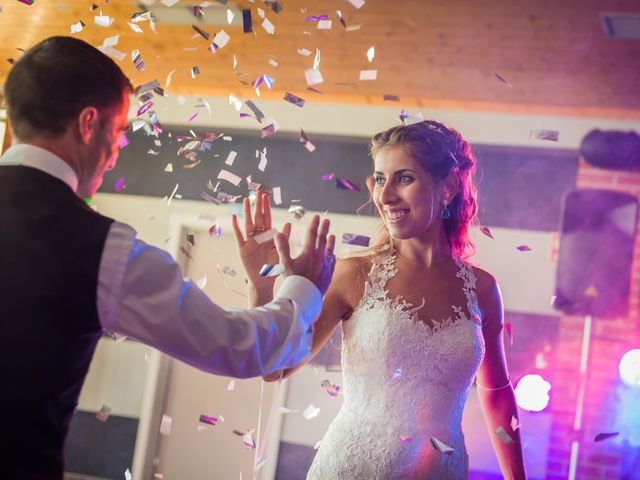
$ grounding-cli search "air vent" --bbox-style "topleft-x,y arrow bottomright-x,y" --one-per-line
601,13 -> 640,39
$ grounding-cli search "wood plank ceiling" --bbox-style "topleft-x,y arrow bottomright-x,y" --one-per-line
0,0 -> 639,119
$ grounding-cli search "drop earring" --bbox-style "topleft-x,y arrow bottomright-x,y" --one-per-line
441,202 -> 451,219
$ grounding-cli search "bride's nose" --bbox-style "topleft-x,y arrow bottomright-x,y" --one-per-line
379,181 -> 399,205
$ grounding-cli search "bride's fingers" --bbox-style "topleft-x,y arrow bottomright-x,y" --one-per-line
243,197 -> 254,234
231,214 -> 245,247
263,193 -> 272,228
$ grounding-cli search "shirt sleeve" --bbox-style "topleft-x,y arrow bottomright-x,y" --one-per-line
97,221 -> 322,378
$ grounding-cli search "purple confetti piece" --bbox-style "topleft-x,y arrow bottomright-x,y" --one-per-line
284,92 -> 305,107
516,245 -> 532,252
242,9 -> 253,33
335,177 -> 361,191
306,14 -> 329,21
188,112 -> 199,122
192,24 -> 210,40
137,100 -> 153,117
118,135 -> 129,149
115,178 -> 126,192
199,414 -> 218,426
322,172 -> 334,181
383,94 -> 400,102
342,233 -> 370,247
594,432 -> 619,442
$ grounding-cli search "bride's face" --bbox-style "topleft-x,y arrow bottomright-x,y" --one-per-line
372,146 -> 445,241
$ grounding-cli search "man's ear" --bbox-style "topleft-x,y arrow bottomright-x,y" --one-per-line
77,106 -> 99,145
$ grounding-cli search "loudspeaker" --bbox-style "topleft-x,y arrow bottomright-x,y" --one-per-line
554,189 -> 639,318
580,130 -> 640,171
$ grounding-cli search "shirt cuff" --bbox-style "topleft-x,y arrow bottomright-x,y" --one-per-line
274,275 -> 323,328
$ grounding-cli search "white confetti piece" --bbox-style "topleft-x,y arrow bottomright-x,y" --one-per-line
164,163 -> 173,172
303,404 -> 320,420
159,414 -> 172,436
258,149 -> 268,171
125,468 -> 132,480
262,18 -> 275,34
94,15 -> 114,27
511,415 -> 520,431
127,22 -> 143,33
217,169 -> 242,186
347,0 -> 365,8
430,437 -> 454,454
367,46 -> 375,63
132,119 -> 146,132
226,8 -> 235,24
225,150 -> 237,166
161,0 -> 180,6
96,404 -> 112,422
165,69 -> 176,88
317,19 -> 332,29
196,276 -> 207,289
297,48 -> 312,56
227,380 -> 236,391
70,21 -> 85,33
99,45 -> 126,61
254,228 -> 278,245
273,186 -> 282,205
359,69 -> 377,80
213,30 -> 231,49
305,68 -> 324,86
268,58 -> 278,67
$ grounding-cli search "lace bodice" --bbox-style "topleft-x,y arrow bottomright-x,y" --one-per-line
307,250 -> 486,479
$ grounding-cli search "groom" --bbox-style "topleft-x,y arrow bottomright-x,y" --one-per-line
0,36 -> 336,479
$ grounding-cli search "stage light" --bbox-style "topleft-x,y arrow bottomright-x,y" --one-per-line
619,349 -> 640,388
514,374 -> 551,412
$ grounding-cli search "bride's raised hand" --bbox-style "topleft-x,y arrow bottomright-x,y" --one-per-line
232,192 -> 291,295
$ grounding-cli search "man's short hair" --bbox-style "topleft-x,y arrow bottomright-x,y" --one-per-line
4,36 -> 132,140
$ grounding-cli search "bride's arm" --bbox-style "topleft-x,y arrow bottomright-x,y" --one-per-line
262,257 -> 363,381
475,270 -> 527,480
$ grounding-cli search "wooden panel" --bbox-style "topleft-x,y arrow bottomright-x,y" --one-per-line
1,0 -> 639,118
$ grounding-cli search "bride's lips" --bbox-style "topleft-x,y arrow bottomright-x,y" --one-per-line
384,209 -> 409,223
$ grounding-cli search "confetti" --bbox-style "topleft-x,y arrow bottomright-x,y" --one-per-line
496,426 -> 514,444
336,10 -> 347,28
242,9 -> 253,32
259,264 -> 285,277
342,233 -> 370,247
516,245 -> 532,252
298,48 -> 312,56
191,66 -> 200,78
164,163 -> 173,172
261,120 -> 280,138
131,50 -> 145,71
430,437 -> 454,454
159,414 -> 172,436
70,21 -> 85,33
288,204 -> 306,220
303,404 -> 320,420
530,129 -> 559,142
306,14 -> 329,21
594,432 -> 619,442
366,46 -> 375,63
227,380 -> 236,391
322,172 -> 335,181
94,15 -> 114,27
262,18 -> 275,34
245,100 -> 265,122
494,73 -> 513,87
137,100 -> 153,116
511,415 -> 520,431
284,92 -> 305,107
347,0 -> 365,8
217,169 -> 242,186
273,186 -> 282,205
305,68 -> 324,86
220,266 -> 237,276
192,24 -> 210,40
392,368 -> 402,379
479,226 -> 494,239
225,150 -> 238,166
336,177 -> 361,191
383,94 -> 400,102
209,224 -> 222,237
96,404 -> 112,422
317,19 -> 332,29
212,30 -> 230,49
399,110 -> 424,126
321,379 -> 342,397
115,178 -> 126,192
254,228 -> 278,245
255,456 -> 269,472
199,414 -> 218,426
125,468 -> 132,480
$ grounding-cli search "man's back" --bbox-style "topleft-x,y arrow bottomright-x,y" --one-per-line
0,165 -> 114,478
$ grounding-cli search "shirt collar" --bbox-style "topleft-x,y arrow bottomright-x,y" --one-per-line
0,144 -> 79,192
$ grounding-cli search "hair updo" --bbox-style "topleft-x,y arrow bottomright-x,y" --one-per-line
369,120 -> 479,260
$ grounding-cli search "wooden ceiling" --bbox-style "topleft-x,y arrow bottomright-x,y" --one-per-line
1,0 -> 639,119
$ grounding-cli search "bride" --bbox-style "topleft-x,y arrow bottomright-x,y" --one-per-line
263,120 -> 527,479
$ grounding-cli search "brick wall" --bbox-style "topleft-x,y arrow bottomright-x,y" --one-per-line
546,158 -> 640,479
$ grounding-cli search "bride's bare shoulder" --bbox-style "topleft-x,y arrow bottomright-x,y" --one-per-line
331,254 -> 375,306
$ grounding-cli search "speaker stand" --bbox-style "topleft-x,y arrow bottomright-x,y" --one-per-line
568,314 -> 593,480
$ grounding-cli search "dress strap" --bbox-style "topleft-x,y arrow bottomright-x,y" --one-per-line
454,259 -> 483,325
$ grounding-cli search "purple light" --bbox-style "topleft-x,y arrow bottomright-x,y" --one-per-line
514,374 -> 551,412
619,349 -> 640,388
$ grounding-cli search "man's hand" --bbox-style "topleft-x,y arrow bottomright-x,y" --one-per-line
274,215 -> 336,295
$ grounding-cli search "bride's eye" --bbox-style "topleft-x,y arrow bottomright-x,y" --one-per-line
398,175 -> 414,184
373,176 -> 385,185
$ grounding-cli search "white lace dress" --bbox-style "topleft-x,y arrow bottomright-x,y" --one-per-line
307,250 -> 486,479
